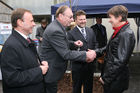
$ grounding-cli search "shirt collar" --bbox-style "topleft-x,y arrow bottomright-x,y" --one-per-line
14,29 -> 28,39
77,25 -> 85,32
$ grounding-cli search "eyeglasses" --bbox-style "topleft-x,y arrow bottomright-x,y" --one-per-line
63,14 -> 73,19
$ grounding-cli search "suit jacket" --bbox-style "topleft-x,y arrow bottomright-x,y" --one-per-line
68,26 -> 97,71
1,29 -> 44,93
91,24 -> 107,48
40,19 -> 86,83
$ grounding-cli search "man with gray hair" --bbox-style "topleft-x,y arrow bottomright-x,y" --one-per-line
40,5 -> 96,93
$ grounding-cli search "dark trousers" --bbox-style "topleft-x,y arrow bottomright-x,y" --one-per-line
72,69 -> 93,93
45,82 -> 57,93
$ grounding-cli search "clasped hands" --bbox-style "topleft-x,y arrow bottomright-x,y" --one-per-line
40,61 -> 49,75
74,40 -> 96,63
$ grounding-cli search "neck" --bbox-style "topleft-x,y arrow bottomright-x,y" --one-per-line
115,21 -> 126,27
56,18 -> 66,27
14,27 -> 28,36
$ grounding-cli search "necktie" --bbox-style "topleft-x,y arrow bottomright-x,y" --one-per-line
81,28 -> 86,39
27,38 -> 31,43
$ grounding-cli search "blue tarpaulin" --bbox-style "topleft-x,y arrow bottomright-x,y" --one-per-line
51,0 -> 140,48
51,0 -> 140,16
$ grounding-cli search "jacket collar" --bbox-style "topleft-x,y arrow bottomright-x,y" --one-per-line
111,23 -> 130,39
55,19 -> 66,32
12,29 -> 35,47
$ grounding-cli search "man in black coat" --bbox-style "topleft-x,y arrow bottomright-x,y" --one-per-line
0,8 -> 49,93
96,5 -> 135,93
91,17 -> 107,48
68,10 -> 97,93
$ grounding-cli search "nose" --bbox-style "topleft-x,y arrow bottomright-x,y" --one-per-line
33,22 -> 36,26
71,17 -> 74,22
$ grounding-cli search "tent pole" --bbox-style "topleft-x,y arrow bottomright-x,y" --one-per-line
51,15 -> 54,22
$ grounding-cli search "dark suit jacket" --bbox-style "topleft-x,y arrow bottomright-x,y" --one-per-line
40,19 -> 86,83
0,29 -> 44,93
91,24 -> 107,48
68,26 -> 97,71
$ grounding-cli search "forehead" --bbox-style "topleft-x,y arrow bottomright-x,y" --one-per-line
64,8 -> 73,15
23,12 -> 33,19
76,15 -> 86,19
109,14 -> 115,18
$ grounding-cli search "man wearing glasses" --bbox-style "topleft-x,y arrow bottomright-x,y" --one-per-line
40,5 -> 96,93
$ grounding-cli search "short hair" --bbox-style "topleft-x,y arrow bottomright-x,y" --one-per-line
75,10 -> 86,19
107,5 -> 128,22
41,19 -> 47,24
55,5 -> 69,18
11,8 -> 31,28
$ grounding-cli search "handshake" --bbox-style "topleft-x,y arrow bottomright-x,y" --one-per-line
86,49 -> 96,63
74,40 -> 96,63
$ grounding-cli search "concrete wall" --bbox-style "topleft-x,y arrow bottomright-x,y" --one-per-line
3,0 -> 67,15
0,2 -> 12,23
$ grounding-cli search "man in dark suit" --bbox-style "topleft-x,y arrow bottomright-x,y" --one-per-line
40,5 -> 96,93
68,10 -> 97,93
91,17 -> 107,48
0,8 -> 49,93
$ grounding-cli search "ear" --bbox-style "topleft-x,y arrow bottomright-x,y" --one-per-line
118,16 -> 122,22
59,13 -> 63,20
17,19 -> 23,27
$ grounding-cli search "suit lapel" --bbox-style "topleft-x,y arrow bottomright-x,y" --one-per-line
85,27 -> 89,42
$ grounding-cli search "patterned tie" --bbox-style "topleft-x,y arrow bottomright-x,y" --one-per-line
27,38 -> 31,43
81,28 -> 86,39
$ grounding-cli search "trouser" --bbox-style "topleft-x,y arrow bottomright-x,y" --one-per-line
45,82 -> 57,93
72,69 -> 93,93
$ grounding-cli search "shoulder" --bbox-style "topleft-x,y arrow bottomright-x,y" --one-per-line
37,26 -> 42,30
101,24 -> 106,28
86,27 -> 93,32
68,27 -> 78,34
91,24 -> 98,29
120,25 -> 135,40
2,35 -> 19,51
44,20 -> 63,36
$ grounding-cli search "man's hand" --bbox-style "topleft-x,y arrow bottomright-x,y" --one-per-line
40,61 -> 49,75
40,37 -> 43,41
74,40 -> 83,47
86,49 -> 96,63
99,77 -> 104,85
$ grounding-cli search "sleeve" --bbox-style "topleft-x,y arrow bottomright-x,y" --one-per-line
102,32 -> 135,86
95,46 -> 106,57
1,45 -> 43,87
48,30 -> 86,62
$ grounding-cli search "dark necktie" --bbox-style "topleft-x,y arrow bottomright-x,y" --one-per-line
27,38 -> 31,43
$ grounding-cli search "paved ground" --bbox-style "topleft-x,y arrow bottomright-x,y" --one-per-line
0,55 -> 139,93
